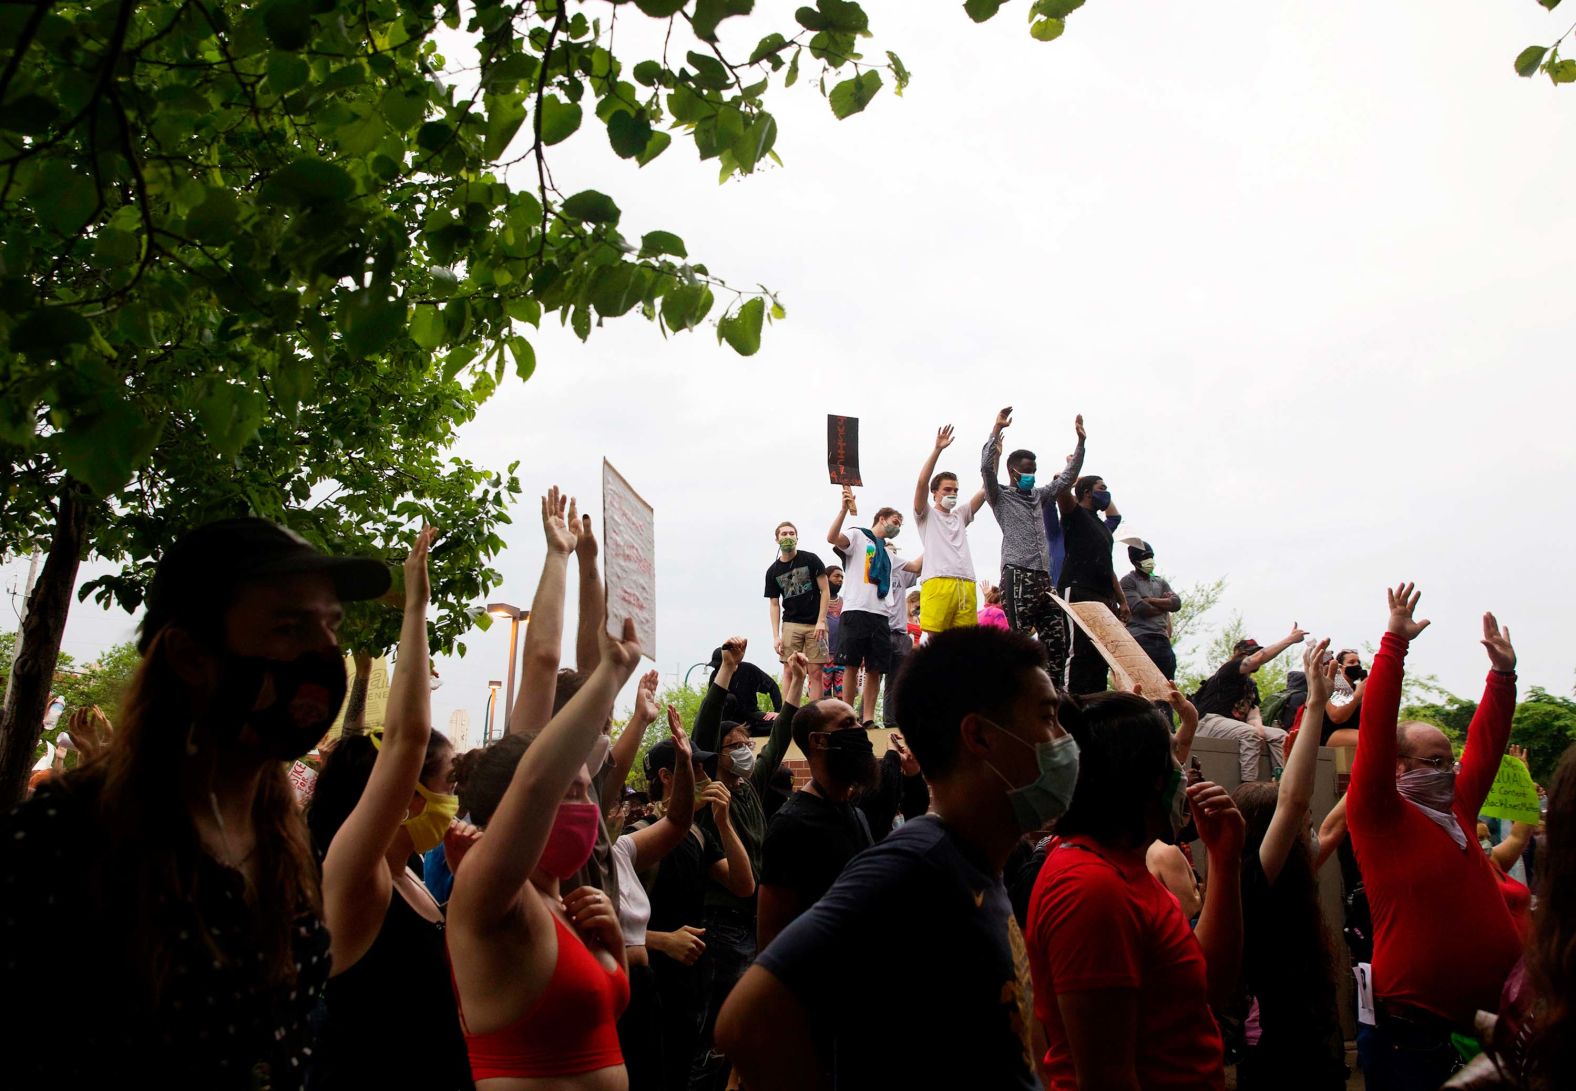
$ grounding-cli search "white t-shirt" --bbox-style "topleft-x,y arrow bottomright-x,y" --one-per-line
612,834 -> 650,947
917,504 -> 975,582
885,552 -> 919,631
835,529 -> 888,616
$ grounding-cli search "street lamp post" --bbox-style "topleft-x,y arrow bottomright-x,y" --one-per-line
484,680 -> 502,743
487,602 -> 529,723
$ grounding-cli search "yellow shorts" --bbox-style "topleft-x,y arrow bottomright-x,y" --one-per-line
919,577 -> 977,633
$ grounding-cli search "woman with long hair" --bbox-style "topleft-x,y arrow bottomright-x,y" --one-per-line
1232,640 -> 1345,1089
0,517 -> 390,1088
1026,690 -> 1246,1090
446,489 -> 644,1090
303,526 -> 472,1089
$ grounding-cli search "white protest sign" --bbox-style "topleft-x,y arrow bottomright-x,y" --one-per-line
603,459 -> 656,659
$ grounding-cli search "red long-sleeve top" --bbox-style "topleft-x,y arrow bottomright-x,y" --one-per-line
1347,632 -> 1521,1025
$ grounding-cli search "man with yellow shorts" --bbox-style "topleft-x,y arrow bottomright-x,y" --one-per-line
912,425 -> 987,637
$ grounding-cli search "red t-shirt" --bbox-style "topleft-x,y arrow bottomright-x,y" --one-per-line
1347,632 -> 1522,1024
1027,837 -> 1225,1091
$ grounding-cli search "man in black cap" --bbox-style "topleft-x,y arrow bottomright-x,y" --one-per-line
1119,540 -> 1182,681
1191,624 -> 1307,782
0,516 -> 391,1091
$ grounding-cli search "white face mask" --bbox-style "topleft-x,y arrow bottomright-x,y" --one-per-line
940,495 -> 958,511
728,744 -> 756,776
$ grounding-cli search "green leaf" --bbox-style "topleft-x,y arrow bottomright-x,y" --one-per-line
607,110 -> 653,158
115,302 -> 156,348
195,381 -> 265,461
262,0 -> 313,51
751,33 -> 789,64
484,93 -> 528,159
10,307 -> 91,360
818,0 -> 869,31
589,264 -> 641,317
635,0 -> 688,14
508,335 -> 536,380
266,52 -> 311,93
1029,16 -> 1065,41
1539,0 -> 1562,9
505,297 -> 542,325
633,60 -> 664,87
733,113 -> 777,172
33,160 -> 96,236
641,230 -> 688,258
380,87 -> 426,132
1031,0 -> 1084,16
560,190 -> 621,225
1550,58 -> 1576,83
635,130 -> 672,166
1516,45 -> 1550,77
661,282 -> 711,332
692,0 -> 753,41
829,70 -> 882,119
410,304 -> 443,349
785,47 -> 801,88
94,229 -> 140,265
186,186 -> 239,244
964,0 -> 1006,20
58,400 -> 163,497
717,297 -> 765,355
539,95 -> 582,145
259,158 -> 356,207
339,290 -> 406,356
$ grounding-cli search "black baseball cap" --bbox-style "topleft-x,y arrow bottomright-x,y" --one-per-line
1234,638 -> 1263,656
138,517 -> 392,652
645,738 -> 719,779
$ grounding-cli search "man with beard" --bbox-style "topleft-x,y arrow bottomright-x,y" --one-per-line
754,701 -> 878,948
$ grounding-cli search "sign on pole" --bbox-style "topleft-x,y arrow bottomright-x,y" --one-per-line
827,415 -> 862,487
603,459 -> 656,659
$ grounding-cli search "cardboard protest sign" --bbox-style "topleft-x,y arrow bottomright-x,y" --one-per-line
1480,754 -> 1542,824
326,655 -> 390,741
1052,594 -> 1173,697
827,415 -> 862,487
288,761 -> 319,806
603,459 -> 656,659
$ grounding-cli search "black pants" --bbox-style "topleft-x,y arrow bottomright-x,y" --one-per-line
1002,564 -> 1068,683
1134,630 -> 1177,680
1062,585 -> 1113,695
652,955 -> 702,1091
688,908 -> 755,1091
618,959 -> 664,1090
882,629 -> 909,726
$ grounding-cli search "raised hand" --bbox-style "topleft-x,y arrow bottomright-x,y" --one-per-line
891,731 -> 921,777
1482,612 -> 1516,672
575,512 -> 598,563
841,484 -> 858,514
443,819 -> 483,872
700,780 -> 734,826
994,406 -> 1013,432
669,704 -> 693,761
633,669 -> 661,724
1303,638 -> 1336,707
598,616 -> 642,681
1508,743 -> 1529,766
721,636 -> 747,669
934,425 -> 955,451
404,524 -> 436,605
1187,780 -> 1245,860
1386,583 -> 1432,640
1286,622 -> 1309,644
1164,684 -> 1198,734
1074,413 -> 1086,442
563,885 -> 623,950
784,651 -> 809,686
541,486 -> 580,556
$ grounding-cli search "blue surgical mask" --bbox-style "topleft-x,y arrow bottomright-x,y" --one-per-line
982,721 -> 1080,832
1091,489 -> 1112,511
1015,473 -> 1036,492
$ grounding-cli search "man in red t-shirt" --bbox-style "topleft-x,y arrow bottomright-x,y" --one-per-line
1348,584 -> 1521,1090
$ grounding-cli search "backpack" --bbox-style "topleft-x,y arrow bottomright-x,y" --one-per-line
1261,670 -> 1309,730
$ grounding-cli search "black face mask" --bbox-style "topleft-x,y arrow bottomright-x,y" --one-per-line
829,582 -> 842,599
214,646 -> 348,761
824,728 -> 877,787
1344,664 -> 1368,683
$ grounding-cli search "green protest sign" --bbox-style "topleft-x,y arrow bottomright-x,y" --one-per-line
1479,754 -> 1542,824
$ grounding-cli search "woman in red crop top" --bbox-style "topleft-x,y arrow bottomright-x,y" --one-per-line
447,491 -> 645,1090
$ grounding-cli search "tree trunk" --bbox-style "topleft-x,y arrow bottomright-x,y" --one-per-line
341,650 -> 373,736
0,484 -> 91,807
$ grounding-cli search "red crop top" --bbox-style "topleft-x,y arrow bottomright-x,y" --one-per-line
456,914 -> 630,1081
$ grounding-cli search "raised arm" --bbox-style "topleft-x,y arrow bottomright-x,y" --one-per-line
695,637 -> 744,752
827,487 -> 854,552
321,527 -> 436,958
966,486 -> 988,518
602,669 -> 660,820
453,620 -> 641,932
1188,780 -> 1245,1009
628,705 -> 696,864
1240,623 -> 1308,674
1457,613 -> 1519,815
574,513 -> 603,673
1051,414 -> 1087,502
1350,583 -> 1430,823
755,654 -> 807,787
980,407 -> 1009,506
1261,642 -> 1334,884
914,425 -> 953,518
1165,685 -> 1200,765
1491,821 -> 1534,872
509,488 -> 579,735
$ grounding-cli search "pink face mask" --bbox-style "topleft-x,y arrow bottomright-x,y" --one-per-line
539,802 -> 601,879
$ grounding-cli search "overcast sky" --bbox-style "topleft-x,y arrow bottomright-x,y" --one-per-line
7,0 -> 1575,741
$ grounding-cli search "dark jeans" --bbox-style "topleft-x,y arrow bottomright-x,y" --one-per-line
618,959 -> 663,1091
688,908 -> 756,1091
882,629 -> 910,725
652,955 -> 702,1091
1002,564 -> 1068,683
1357,1015 -> 1458,1091
1134,630 -> 1177,681
1062,585 -> 1113,695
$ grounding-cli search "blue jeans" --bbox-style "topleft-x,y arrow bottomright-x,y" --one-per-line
688,908 -> 756,1091
1357,1018 -> 1457,1091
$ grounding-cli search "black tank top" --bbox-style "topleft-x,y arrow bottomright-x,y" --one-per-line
309,884 -> 473,1090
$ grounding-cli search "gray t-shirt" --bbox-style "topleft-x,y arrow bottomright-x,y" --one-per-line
1120,571 -> 1178,640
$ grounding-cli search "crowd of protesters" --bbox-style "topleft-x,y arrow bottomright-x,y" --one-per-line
0,408 -> 1570,1091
